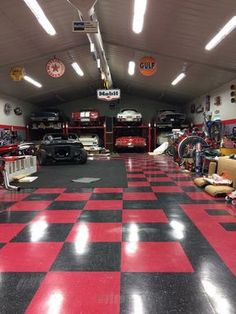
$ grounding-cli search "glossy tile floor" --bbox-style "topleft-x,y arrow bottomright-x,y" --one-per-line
1,153 -> 236,313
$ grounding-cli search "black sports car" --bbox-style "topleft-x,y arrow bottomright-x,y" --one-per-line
37,133 -> 87,165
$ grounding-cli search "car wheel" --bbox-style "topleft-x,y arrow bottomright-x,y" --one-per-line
37,150 -> 48,166
75,148 -> 88,164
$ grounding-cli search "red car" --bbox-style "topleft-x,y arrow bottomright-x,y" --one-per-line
115,136 -> 146,149
72,109 -> 100,125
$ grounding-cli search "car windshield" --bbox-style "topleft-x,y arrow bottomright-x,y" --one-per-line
44,133 -> 77,141
121,109 -> 137,113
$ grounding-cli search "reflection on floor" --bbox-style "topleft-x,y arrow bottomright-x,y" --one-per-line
0,153 -> 236,313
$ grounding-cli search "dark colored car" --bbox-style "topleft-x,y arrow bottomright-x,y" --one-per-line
37,133 -> 87,165
71,109 -> 100,125
30,111 -> 60,122
157,110 -> 186,125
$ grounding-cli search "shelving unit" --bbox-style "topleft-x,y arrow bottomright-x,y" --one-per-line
65,122 -> 107,148
26,121 -> 66,141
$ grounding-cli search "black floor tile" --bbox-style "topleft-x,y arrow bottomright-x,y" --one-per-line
181,186 -> 202,192
24,193 -> 60,201
124,187 -> 153,192
90,193 -> 123,200
47,201 -> 86,210
121,273 -> 214,314
0,202 -> 15,211
172,177 -> 192,181
123,200 -> 163,209
122,223 -> 178,242
0,243 -> 5,249
156,192 -> 193,203
0,272 -> 45,314
205,209 -> 230,216
220,223 -> 236,231
79,210 -> 122,222
0,211 -> 39,223
65,187 -> 93,193
11,223 -> 73,242
51,242 -> 121,271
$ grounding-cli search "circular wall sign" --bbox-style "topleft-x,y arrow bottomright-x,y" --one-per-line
10,66 -> 25,81
139,56 -> 157,76
46,57 -> 65,78
4,103 -> 12,115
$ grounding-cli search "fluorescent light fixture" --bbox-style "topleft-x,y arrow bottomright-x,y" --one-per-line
71,62 -> 84,77
90,42 -> 95,52
97,58 -> 101,68
23,75 -> 42,88
132,0 -> 147,34
128,61 -> 135,75
23,0 -> 56,36
205,16 -> 236,51
171,72 -> 186,86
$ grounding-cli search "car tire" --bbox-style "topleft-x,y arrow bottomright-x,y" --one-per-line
75,148 -> 88,164
37,150 -> 48,166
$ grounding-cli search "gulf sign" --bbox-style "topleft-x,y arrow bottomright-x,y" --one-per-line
139,56 -> 157,76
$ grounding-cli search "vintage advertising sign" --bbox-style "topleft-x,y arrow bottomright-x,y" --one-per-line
97,89 -> 120,101
73,21 -> 98,33
139,56 -> 157,76
46,57 -> 65,78
10,66 -> 25,81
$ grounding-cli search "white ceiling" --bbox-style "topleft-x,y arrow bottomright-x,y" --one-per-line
0,0 -> 236,106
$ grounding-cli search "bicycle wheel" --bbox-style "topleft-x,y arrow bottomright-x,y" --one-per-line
178,136 -> 208,159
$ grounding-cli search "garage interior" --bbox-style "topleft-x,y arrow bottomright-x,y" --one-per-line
1,0 -> 236,313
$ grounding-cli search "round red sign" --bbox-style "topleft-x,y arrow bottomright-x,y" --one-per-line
46,57 -> 65,78
139,56 -> 157,76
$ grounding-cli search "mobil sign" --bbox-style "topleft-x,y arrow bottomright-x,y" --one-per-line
139,56 -> 157,76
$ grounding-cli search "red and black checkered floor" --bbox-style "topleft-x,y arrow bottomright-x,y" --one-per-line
1,153 -> 236,313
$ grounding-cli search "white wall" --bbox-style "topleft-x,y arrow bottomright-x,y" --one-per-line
0,93 -> 34,127
187,79 -> 236,125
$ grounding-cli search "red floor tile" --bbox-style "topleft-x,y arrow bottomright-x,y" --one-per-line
6,201 -> 53,212
32,210 -> 80,223
143,171 -> 165,174
152,186 -> 183,193
121,242 -> 194,272
128,181 -> 150,187
0,224 -> 26,242
93,188 -> 123,193
123,192 -> 157,200
123,210 -> 168,223
186,192 -> 217,200
34,188 -> 66,194
0,243 -> 63,272
175,181 -> 195,186
84,200 -> 123,210
56,193 -> 91,201
127,174 -> 146,178
25,272 -> 120,314
66,222 -> 122,242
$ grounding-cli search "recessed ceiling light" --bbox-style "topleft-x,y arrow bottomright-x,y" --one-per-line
23,0 -> 56,36
24,75 -> 42,88
205,16 -> 236,51
132,0 -> 147,34
171,73 -> 186,86
128,61 -> 135,75
71,62 -> 84,77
